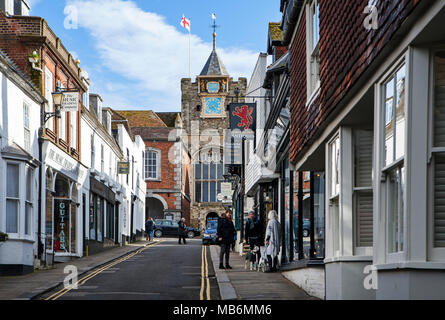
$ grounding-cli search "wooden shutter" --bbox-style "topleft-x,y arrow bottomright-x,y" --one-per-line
434,53 -> 445,247
355,130 -> 373,247
434,155 -> 445,247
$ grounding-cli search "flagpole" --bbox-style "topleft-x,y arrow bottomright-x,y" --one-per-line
188,28 -> 191,79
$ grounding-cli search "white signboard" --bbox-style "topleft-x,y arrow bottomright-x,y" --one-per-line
61,92 -> 79,112
221,182 -> 233,197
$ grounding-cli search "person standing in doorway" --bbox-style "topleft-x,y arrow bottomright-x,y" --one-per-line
217,210 -> 236,269
265,210 -> 281,272
145,217 -> 154,241
178,218 -> 187,244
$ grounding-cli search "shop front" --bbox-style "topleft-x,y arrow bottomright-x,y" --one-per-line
87,177 -> 119,255
43,142 -> 87,263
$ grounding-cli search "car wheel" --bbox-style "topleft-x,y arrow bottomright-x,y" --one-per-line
303,229 -> 309,237
187,231 -> 195,238
155,230 -> 163,238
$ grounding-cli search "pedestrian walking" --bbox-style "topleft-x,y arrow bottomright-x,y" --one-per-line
145,217 -> 155,241
265,210 -> 281,272
178,218 -> 187,244
245,210 -> 261,263
217,210 -> 236,269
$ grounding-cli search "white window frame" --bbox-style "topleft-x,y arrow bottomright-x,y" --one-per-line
327,132 -> 341,258
306,0 -> 320,106
24,166 -> 34,237
377,54 -> 408,264
23,101 -> 31,152
5,162 -> 21,237
145,148 -> 161,181
44,66 -> 54,132
70,111 -> 76,150
428,47 -> 445,261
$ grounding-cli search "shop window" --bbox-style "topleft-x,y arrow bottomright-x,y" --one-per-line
45,170 -> 53,251
381,63 -> 406,255
313,172 -> 325,259
6,163 -> 20,234
430,51 -> 445,257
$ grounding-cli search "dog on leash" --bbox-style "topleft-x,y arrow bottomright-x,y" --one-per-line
244,246 -> 260,271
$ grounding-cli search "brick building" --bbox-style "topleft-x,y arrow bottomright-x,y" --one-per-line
276,0 -> 445,299
113,110 -> 191,224
0,3 -> 90,265
181,34 -> 247,230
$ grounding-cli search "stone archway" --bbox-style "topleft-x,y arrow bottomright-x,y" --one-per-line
146,195 -> 167,220
206,212 -> 219,222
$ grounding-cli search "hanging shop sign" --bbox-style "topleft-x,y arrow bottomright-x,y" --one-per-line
229,103 -> 256,140
117,161 -> 130,174
61,92 -> 79,112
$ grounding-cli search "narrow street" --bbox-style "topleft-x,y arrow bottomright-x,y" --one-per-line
38,239 -> 220,301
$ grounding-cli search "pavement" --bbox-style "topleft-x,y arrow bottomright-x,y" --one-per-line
209,245 -> 317,300
0,240 -> 155,300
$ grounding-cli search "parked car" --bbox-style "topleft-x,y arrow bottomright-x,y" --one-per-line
154,219 -> 200,238
202,218 -> 219,245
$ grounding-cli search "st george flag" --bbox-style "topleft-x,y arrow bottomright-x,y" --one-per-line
180,15 -> 190,32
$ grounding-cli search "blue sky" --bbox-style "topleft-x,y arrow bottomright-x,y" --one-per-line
29,0 -> 281,112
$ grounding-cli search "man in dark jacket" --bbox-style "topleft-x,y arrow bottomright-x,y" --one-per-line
178,218 -> 187,244
217,210 -> 236,269
245,210 -> 261,250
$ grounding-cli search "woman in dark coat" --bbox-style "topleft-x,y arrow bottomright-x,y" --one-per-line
217,210 -> 236,269
178,218 -> 187,244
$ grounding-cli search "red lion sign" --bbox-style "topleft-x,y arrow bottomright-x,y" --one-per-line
231,104 -> 254,131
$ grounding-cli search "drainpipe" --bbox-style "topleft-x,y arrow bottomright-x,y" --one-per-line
37,101 -> 45,261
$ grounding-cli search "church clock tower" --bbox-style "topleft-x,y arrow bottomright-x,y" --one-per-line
181,30 -> 247,230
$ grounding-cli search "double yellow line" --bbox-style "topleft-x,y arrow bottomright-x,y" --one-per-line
200,245 -> 211,300
45,241 -> 163,300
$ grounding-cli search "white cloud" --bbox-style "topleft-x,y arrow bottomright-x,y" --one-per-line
66,0 -> 258,111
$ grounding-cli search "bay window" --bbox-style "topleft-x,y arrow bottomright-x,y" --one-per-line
381,62 -> 407,256
25,167 -> 33,236
6,163 -> 20,234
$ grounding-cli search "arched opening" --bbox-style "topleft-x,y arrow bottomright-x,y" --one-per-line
146,197 -> 165,220
206,212 -> 219,223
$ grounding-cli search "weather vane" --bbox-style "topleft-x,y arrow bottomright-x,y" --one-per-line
211,13 -> 220,50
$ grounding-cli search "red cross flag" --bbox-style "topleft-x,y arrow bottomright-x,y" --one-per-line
180,15 -> 191,32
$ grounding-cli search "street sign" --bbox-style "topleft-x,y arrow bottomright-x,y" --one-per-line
117,161 -> 130,174
221,182 -> 232,197
61,92 -> 79,112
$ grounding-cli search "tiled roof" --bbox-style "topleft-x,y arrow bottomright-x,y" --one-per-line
269,22 -> 283,42
157,112 -> 180,128
200,49 -> 229,76
113,110 -> 167,128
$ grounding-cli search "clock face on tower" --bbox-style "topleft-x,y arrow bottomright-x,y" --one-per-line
204,97 -> 223,116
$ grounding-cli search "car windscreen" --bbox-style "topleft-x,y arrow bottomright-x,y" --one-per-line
206,220 -> 218,230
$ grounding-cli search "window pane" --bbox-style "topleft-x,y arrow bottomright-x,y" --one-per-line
434,51 -> 445,147
195,182 -> 201,203
395,66 -> 406,160
203,182 -> 209,202
314,172 -> 325,259
203,163 -> 209,180
388,167 -> 404,253
6,200 -> 18,233
210,182 -> 216,202
218,162 -> 223,179
25,203 -> 32,235
210,163 -> 216,179
195,162 -> 201,179
384,78 -> 395,166
26,167 -> 33,201
7,164 -> 19,197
